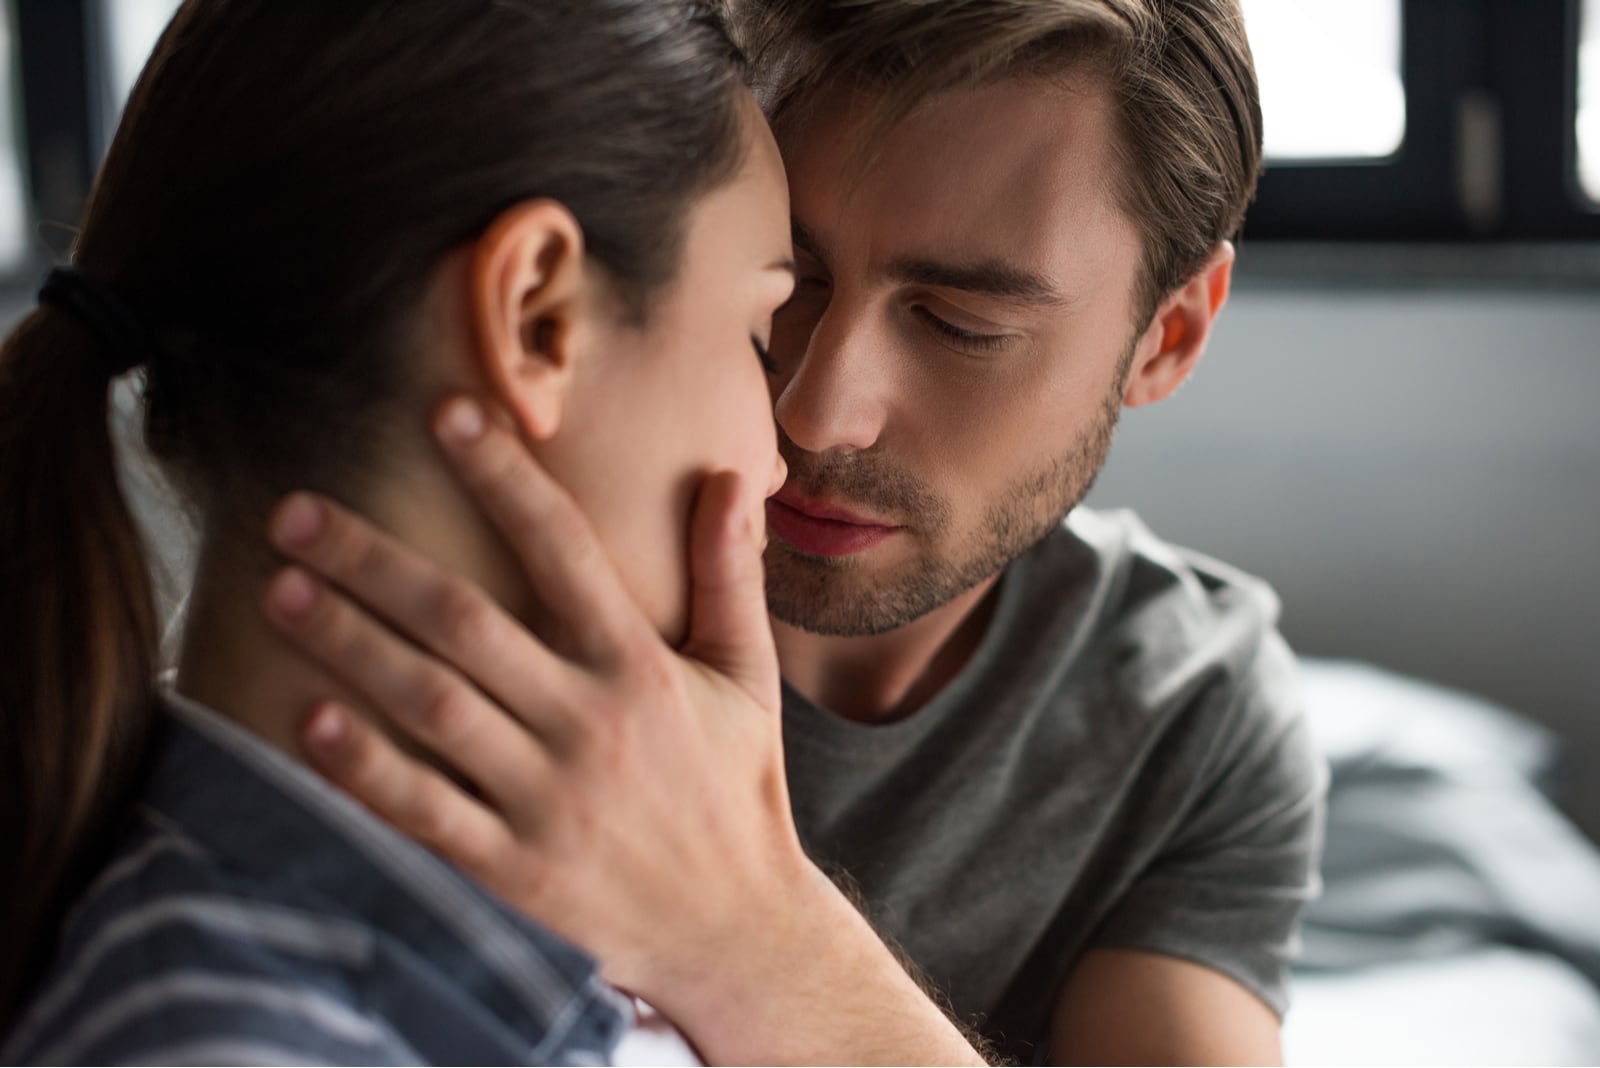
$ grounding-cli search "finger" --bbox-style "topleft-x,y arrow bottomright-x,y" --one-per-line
264,565 -> 563,801
268,491 -> 577,719
301,702 -> 519,880
433,396 -> 651,666
679,470 -> 781,710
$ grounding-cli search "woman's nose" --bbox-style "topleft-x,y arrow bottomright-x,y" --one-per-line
766,447 -> 788,498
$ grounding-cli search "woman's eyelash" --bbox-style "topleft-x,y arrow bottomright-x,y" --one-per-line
752,337 -> 778,374
914,308 -> 1009,352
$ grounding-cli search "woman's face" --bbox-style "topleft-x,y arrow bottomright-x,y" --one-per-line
541,92 -> 794,644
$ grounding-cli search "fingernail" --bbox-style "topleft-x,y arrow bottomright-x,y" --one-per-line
306,704 -> 347,749
272,494 -> 324,550
438,398 -> 485,444
269,569 -> 317,618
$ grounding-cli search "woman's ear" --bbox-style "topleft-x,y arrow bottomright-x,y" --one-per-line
469,200 -> 589,440
1123,241 -> 1235,409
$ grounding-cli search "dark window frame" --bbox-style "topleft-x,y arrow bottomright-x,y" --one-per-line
1495,0 -> 1600,238
9,0 -> 96,283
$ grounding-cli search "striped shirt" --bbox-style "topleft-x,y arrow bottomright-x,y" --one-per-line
2,694 -> 633,1065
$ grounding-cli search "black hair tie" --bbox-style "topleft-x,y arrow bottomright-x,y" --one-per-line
37,267 -> 157,378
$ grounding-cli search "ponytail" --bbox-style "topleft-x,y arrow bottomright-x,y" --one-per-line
0,308 -> 159,1027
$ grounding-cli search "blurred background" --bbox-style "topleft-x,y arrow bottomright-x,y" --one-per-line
0,2 -> 1595,1060
0,0 -> 1593,866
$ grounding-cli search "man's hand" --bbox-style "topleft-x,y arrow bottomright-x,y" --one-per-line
262,396 -> 987,1066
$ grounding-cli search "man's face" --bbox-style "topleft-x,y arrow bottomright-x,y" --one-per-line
764,75 -> 1149,636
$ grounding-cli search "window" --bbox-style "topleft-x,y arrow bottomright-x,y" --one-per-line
0,0 -> 1594,291
1246,0 -> 1600,244
0,2 -> 29,271
99,0 -> 182,131
1242,0 -> 1406,161
1581,0 -> 1599,201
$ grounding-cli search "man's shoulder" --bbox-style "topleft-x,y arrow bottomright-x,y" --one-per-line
1013,507 -> 1296,730
1031,506 -> 1280,649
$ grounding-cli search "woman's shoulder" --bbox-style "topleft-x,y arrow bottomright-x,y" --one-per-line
2,809 -> 399,1066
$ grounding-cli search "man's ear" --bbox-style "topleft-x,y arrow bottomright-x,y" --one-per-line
1123,241 -> 1235,409
470,199 -> 589,440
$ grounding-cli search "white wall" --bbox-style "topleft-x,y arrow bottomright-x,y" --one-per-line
1086,282 -> 1600,840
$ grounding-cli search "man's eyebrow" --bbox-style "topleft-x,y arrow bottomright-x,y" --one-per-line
792,217 -> 1069,308
887,255 -> 1071,308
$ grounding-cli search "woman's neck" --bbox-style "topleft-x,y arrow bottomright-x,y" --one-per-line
174,545 -> 361,759
174,459 -> 533,762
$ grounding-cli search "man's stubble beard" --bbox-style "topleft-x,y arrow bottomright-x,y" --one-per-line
765,351 -> 1130,638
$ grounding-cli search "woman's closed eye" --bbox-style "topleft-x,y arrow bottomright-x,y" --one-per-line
752,336 -> 778,374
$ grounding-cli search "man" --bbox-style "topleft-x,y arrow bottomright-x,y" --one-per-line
265,1 -> 1324,1062
745,1 -> 1324,1059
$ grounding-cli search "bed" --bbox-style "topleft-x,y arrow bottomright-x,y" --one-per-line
1286,659 -> 1600,1066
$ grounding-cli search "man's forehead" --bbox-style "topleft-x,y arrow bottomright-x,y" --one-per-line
779,74 -> 1118,174
778,77 -> 1137,289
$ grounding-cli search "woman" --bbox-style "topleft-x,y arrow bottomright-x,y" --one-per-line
0,1 -> 793,1061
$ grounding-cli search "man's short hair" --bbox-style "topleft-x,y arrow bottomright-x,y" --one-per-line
728,0 -> 1264,324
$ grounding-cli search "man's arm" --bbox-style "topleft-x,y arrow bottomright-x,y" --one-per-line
1050,949 -> 1282,1066
1046,625 -> 1325,1066
262,397 -> 988,1066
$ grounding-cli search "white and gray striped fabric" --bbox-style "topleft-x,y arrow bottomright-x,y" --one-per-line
3,695 -> 630,1066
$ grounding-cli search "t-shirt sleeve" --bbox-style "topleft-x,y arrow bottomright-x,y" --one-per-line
1087,627 -> 1328,1017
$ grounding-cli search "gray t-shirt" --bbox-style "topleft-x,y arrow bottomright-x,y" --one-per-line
782,508 -> 1327,1062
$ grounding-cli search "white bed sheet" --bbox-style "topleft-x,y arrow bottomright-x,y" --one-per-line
1288,659 -> 1600,1066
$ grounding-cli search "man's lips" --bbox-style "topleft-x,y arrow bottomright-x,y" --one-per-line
766,493 -> 902,558
772,491 -> 894,528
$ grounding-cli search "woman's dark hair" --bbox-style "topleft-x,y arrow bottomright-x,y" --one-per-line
0,0 -> 747,1025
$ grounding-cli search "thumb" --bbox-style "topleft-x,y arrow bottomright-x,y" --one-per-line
680,470 -> 781,711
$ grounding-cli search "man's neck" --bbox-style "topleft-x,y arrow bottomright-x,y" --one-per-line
773,574 -> 1002,724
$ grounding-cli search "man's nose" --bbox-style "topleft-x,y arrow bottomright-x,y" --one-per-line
773,304 -> 890,456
